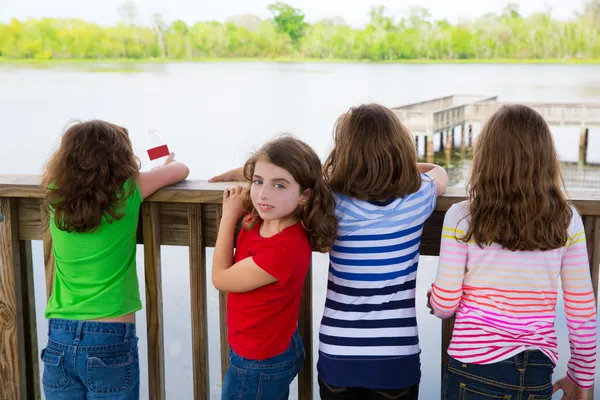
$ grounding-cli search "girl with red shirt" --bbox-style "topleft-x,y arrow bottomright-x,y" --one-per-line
212,136 -> 337,399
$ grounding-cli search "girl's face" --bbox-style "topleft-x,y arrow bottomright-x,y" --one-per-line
250,160 -> 306,224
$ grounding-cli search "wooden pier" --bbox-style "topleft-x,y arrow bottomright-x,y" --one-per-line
393,95 -> 599,165
0,176 -> 599,400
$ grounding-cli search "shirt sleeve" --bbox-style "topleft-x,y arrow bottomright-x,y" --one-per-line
252,241 -> 294,284
430,203 -> 468,319
421,173 -> 438,214
561,209 -> 596,389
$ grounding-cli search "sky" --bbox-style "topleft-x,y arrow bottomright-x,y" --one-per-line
0,0 -> 589,27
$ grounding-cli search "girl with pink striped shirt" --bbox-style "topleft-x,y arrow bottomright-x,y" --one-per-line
429,104 -> 596,400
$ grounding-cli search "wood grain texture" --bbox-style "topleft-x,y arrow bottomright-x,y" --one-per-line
40,201 -> 55,301
18,240 -> 40,400
3,175 -> 599,215
215,206 -> 229,382
188,204 -> 209,399
0,198 -> 22,399
142,203 -> 166,400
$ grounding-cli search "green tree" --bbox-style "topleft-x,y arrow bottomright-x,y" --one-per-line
267,2 -> 307,45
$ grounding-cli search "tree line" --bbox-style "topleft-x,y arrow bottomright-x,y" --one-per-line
1,1 -> 599,61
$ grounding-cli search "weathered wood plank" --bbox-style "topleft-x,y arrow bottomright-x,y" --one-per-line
215,206 -> 229,383
2,176 -> 599,215
19,240 -> 40,400
420,211 -> 445,256
584,216 -> 600,307
18,198 -> 42,241
40,202 -> 55,301
142,203 -> 166,400
298,263 -> 313,400
0,198 -> 24,399
188,204 -> 209,399
441,317 -> 455,384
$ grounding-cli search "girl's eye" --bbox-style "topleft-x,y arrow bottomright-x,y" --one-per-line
275,183 -> 285,189
253,179 -> 263,185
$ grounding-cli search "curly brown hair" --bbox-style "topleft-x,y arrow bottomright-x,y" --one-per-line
462,104 -> 572,251
42,120 -> 141,233
323,103 -> 422,201
241,136 -> 338,253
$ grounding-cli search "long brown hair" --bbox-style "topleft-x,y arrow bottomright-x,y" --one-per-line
462,104 -> 572,251
323,103 -> 421,201
42,120 -> 140,233
242,136 -> 337,252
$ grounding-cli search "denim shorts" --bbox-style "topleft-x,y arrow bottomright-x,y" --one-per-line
41,319 -> 139,400
442,350 -> 554,400
221,329 -> 305,400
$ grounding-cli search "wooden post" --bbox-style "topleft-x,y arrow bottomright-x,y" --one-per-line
40,202 -> 55,301
298,262 -> 313,400
438,132 -> 444,151
216,206 -> 229,382
584,216 -> 600,307
415,135 -> 419,154
441,317 -> 455,384
426,135 -> 434,163
445,129 -> 453,156
143,203 -> 166,400
19,240 -> 40,400
460,123 -> 466,152
0,198 -> 39,400
188,204 -> 209,399
468,125 -> 473,148
579,128 -> 589,166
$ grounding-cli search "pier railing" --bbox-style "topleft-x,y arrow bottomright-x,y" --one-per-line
0,175 -> 598,400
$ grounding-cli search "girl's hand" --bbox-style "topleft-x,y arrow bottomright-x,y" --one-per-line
209,167 -> 244,182
163,152 -> 176,166
426,288 -> 434,315
222,186 -> 247,223
552,377 -> 588,400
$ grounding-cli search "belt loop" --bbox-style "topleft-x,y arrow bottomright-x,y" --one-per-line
74,321 -> 84,343
124,323 -> 134,341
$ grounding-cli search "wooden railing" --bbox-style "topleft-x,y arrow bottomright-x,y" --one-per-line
1,175 -> 599,400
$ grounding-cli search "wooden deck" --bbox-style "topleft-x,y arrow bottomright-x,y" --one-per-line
392,94 -> 600,134
1,175 -> 599,400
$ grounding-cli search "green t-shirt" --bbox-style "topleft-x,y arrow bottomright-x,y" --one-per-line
45,179 -> 144,320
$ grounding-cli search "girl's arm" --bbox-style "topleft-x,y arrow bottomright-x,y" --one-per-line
554,212 -> 596,393
212,186 -> 277,293
209,167 -> 244,183
418,163 -> 448,196
429,204 -> 467,319
138,153 -> 190,199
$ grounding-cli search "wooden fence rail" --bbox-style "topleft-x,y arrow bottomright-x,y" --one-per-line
1,175 -> 598,400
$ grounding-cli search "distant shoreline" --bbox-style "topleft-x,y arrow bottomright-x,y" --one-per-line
2,57 -> 600,65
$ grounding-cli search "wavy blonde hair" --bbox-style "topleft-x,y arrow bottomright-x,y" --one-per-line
462,104 -> 572,251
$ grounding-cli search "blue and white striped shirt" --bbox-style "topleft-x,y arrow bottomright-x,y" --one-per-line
317,174 -> 437,389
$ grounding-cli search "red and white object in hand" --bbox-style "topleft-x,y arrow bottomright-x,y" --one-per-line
147,130 -> 170,168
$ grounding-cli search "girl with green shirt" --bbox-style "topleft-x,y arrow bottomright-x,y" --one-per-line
41,120 -> 189,399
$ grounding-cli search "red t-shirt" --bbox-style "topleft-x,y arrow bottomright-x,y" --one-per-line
227,219 -> 311,360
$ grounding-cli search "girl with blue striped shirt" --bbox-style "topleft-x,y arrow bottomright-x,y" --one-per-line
211,103 -> 448,399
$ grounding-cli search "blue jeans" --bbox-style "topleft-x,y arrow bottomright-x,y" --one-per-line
41,319 -> 140,400
442,351 -> 554,400
222,329 -> 305,400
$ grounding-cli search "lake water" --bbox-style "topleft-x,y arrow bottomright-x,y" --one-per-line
1,62 -> 598,399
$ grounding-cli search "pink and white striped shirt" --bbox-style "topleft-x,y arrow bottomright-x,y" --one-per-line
430,201 -> 597,388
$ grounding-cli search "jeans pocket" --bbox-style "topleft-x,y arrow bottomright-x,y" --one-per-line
256,366 -> 299,400
86,349 -> 138,394
41,348 -> 69,389
459,382 -> 512,400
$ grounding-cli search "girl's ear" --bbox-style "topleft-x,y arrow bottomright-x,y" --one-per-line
300,189 -> 312,205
